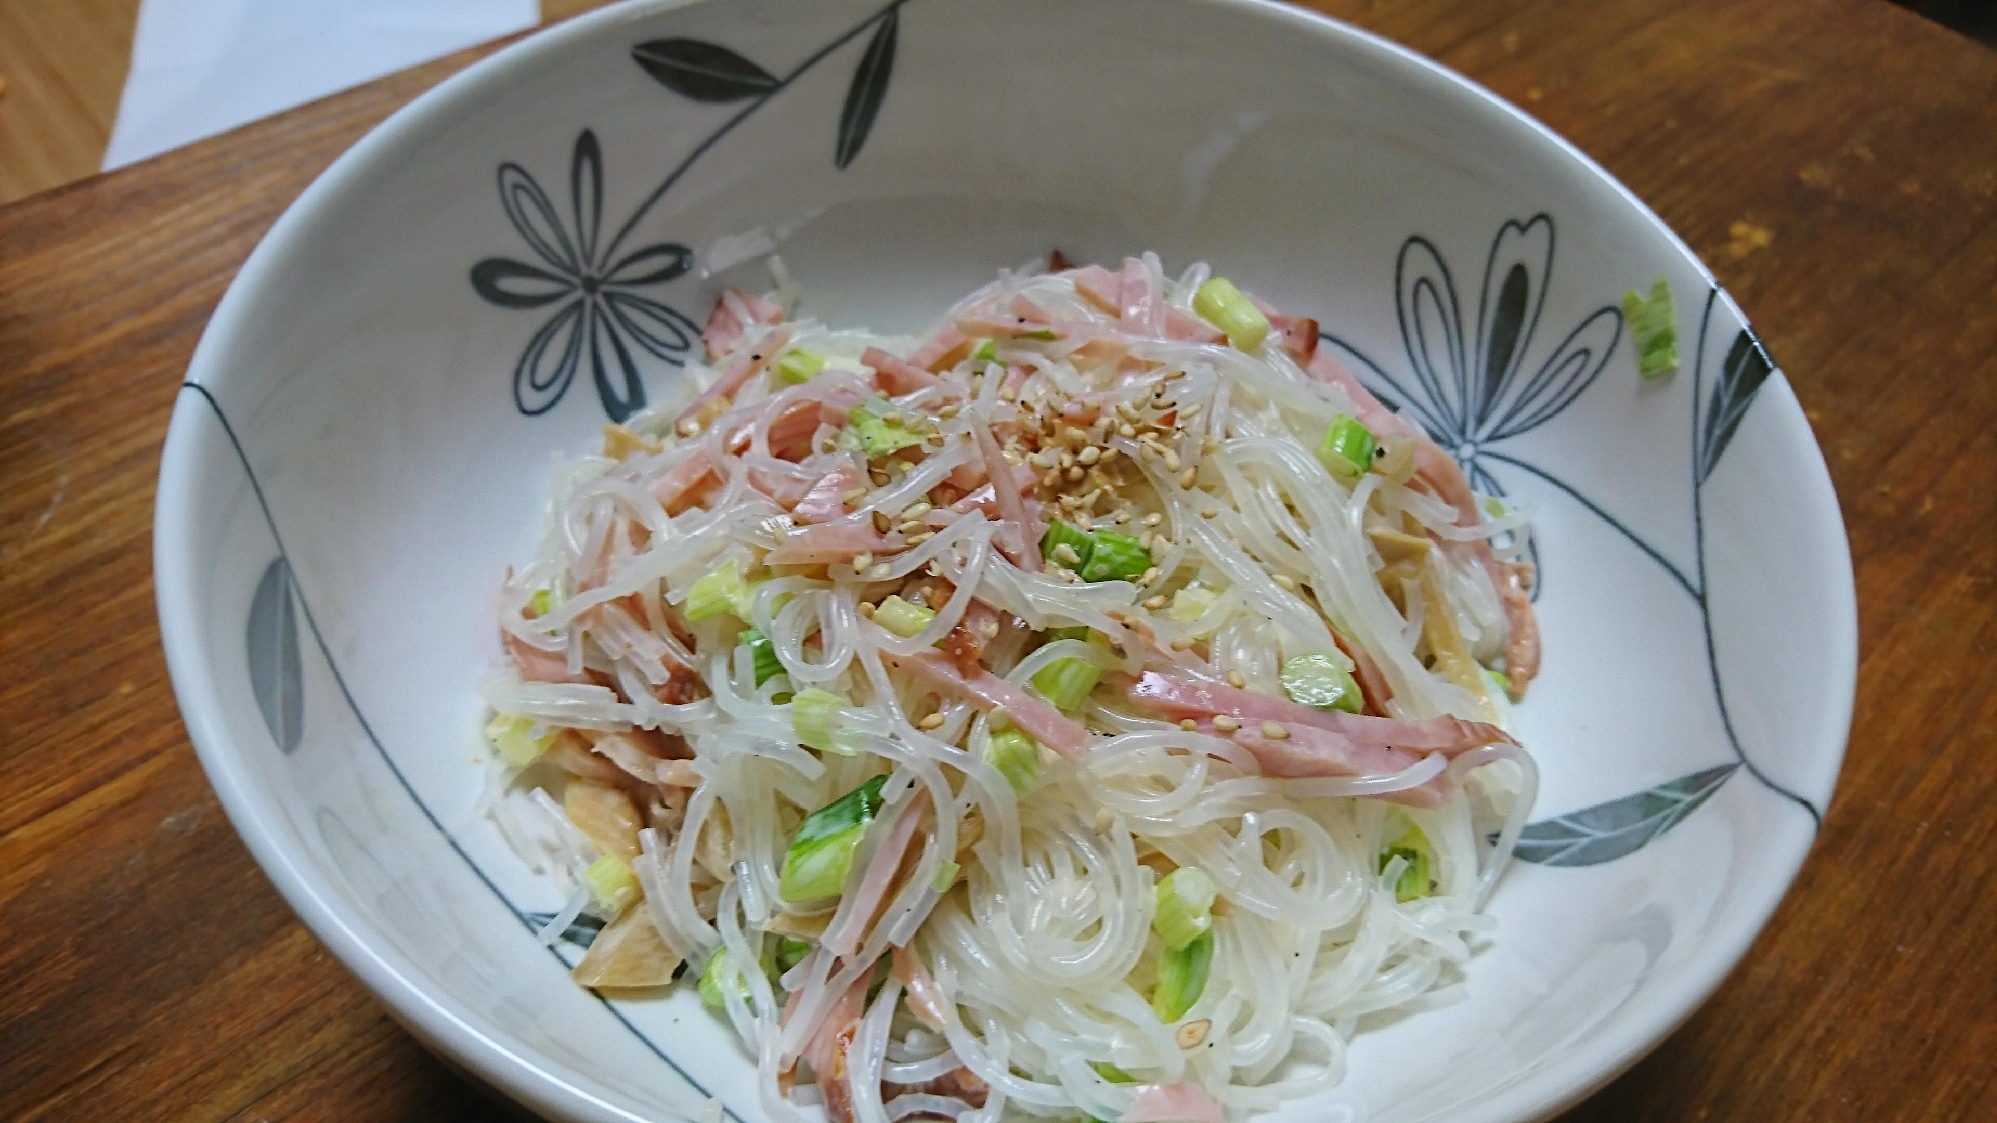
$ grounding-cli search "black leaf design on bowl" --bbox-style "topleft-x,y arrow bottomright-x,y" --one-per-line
246,556 -> 303,753
1512,764 -> 1739,866
835,8 -> 897,169
632,38 -> 780,102
1698,330 -> 1775,484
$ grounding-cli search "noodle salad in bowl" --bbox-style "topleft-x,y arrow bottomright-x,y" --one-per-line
480,253 -> 1543,1123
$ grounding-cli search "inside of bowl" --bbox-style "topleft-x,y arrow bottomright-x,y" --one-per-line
160,0 -> 1853,1120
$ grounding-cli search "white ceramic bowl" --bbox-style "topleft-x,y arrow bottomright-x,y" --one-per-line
154,1 -> 1857,1120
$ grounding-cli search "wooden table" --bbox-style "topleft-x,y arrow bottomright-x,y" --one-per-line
3,0 -> 1993,1118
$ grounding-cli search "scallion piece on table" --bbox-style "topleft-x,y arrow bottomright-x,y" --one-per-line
1621,273 -> 1679,379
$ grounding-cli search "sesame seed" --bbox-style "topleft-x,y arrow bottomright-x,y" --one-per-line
1067,466 -> 1085,482
1162,369 -> 1187,382
1100,446 -> 1120,463
1053,543 -> 1082,565
1273,574 -> 1297,591
859,602 -> 876,618
1041,468 -> 1062,489
1140,566 -> 1159,585
873,510 -> 893,534
1180,403 -> 1203,421
1261,721 -> 1290,740
1180,718 -> 1198,731
1170,636 -> 1194,651
1163,448 -> 1182,472
918,713 -> 947,731
1176,1019 -> 1212,1049
939,403 -> 960,419
904,531 -> 935,546
899,519 -> 926,534
1226,671 -> 1246,688
1142,595 -> 1168,610
900,501 -> 932,520
1119,422 -> 1138,438
678,417 -> 703,436
1212,714 -> 1240,731
1143,513 -> 1164,527
843,488 -> 869,506
1179,467 -> 1198,489
1078,446 -> 1101,466
871,470 -> 892,486
1059,450 -> 1076,469
852,552 -> 874,571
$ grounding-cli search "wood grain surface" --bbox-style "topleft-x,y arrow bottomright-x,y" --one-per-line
2,0 -> 1993,1120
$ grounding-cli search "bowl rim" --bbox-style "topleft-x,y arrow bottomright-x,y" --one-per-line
153,0 -> 1859,1120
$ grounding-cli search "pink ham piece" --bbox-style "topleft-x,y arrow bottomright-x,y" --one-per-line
678,323 -> 794,431
826,793 -> 925,958
793,460 -> 867,523
504,630 -> 587,684
765,520 -> 903,567
1120,672 -> 1514,754
890,945 -> 954,1032
748,463 -> 819,509
969,413 -> 1038,568
802,972 -> 870,1123
1332,630 -> 1394,714
702,287 -> 784,361
1123,1082 -> 1225,1123
957,310 -> 1061,340
863,346 -> 942,395
1269,313 -> 1319,363
884,650 -> 1093,761
649,448 -> 720,516
1165,306 -> 1225,345
1119,257 -> 1161,337
1304,349 -> 1542,698
727,397 -> 825,461
909,326 -> 972,372
1009,293 -> 1053,323
1068,263 -> 1122,313
1222,723 -> 1447,808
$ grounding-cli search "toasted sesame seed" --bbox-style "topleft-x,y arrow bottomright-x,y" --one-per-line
1227,671 -> 1247,688
939,403 -> 961,419
901,501 -> 932,521
859,602 -> 876,618
1163,369 -> 1187,382
899,519 -> 926,534
852,551 -> 874,571
871,470 -> 892,486
882,410 -> 904,426
873,510 -> 893,534
1059,450 -> 1076,469
1179,467 -> 1198,489
1142,595 -> 1168,610
1078,446 -> 1101,466
1170,636 -> 1195,651
677,418 -> 702,436
1179,718 -> 1198,731
1053,543 -> 1082,565
918,713 -> 947,731
1067,466 -> 1085,482
1143,512 -> 1164,527
1118,422 -> 1138,438
1272,573 -> 1297,591
1180,403 -> 1203,421
904,531 -> 935,546
1212,714 -> 1241,731
1163,448 -> 1182,472
1041,468 -> 1062,488
1176,1019 -> 1212,1049
1031,450 -> 1059,469
1261,721 -> 1290,740
1100,446 -> 1120,463
843,488 -> 869,506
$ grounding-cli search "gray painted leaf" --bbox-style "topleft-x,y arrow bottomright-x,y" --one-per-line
834,9 -> 896,170
246,557 -> 304,753
1513,763 -> 1738,866
526,911 -> 604,947
631,38 -> 778,102
1697,330 -> 1772,482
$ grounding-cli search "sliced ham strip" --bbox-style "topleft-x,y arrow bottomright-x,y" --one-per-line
803,973 -> 870,1123
505,630 -> 588,684
910,326 -> 972,372
969,413 -> 1037,568
702,287 -> 784,361
1120,672 -> 1513,754
957,311 -> 1061,339
827,793 -> 925,959
1165,306 -> 1226,345
1304,349 -> 1541,698
884,650 -> 1093,761
863,346 -> 941,395
1222,724 -> 1447,808
890,945 -> 955,1032
883,1066 -> 988,1113
942,598 -> 1001,676
793,460 -> 867,523
1124,1082 -> 1225,1123
1269,313 -> 1319,362
765,520 -> 903,567
1067,263 -> 1122,313
648,448 -> 720,516
748,462 -> 819,509
1119,257 -> 1161,337
678,323 -> 794,430
1332,630 -> 1394,715
1010,293 -> 1053,323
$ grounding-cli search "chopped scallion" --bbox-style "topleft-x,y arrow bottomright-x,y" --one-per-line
685,562 -> 748,622
1318,414 -> 1376,480
1378,819 -> 1436,903
1622,273 -> 1679,379
740,628 -> 783,686
1280,652 -> 1363,713
699,948 -> 744,1010
1040,520 -> 1096,574
931,859 -> 961,892
872,595 -> 936,638
485,712 -> 556,769
840,395 -> 928,458
791,688 -> 858,756
775,348 -> 825,386
984,728 -> 1042,793
778,775 -> 889,901
582,854 -> 640,914
1168,585 -> 1218,623
972,339 -> 998,364
1192,277 -> 1272,352
1031,657 -> 1104,713
1152,866 -> 1217,952
1079,529 -> 1149,582
1152,929 -> 1215,1022
775,937 -> 812,974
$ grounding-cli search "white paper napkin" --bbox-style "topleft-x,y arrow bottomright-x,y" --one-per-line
102,0 -> 539,170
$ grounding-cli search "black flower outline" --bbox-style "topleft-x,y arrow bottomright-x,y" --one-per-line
471,129 -> 698,422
